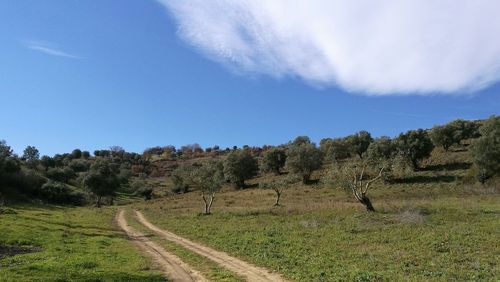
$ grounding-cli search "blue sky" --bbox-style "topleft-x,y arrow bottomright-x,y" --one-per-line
1,1 -> 499,156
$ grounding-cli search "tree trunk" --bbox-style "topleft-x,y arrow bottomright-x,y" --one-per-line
359,195 -> 375,212
207,193 -> 215,214
202,195 -> 209,214
274,191 -> 281,206
302,174 -> 310,184
95,196 -> 101,208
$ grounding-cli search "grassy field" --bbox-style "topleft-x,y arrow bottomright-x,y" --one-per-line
0,206 -> 164,281
134,149 -> 500,281
1,147 -> 499,281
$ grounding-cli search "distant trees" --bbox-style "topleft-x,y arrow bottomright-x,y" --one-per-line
83,159 -> 120,207
261,147 -> 287,175
320,138 -> 351,162
395,129 -> 434,169
223,149 -> 258,188
430,119 -> 481,150
345,131 -> 373,159
71,149 -> 82,159
470,116 -> 500,183
191,160 -> 225,214
40,156 -> 55,171
82,151 -> 91,159
286,136 -> 323,184
366,136 -> 396,162
22,146 -> 40,168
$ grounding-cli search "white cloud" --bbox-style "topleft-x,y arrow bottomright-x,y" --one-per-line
157,0 -> 500,95
26,40 -> 82,59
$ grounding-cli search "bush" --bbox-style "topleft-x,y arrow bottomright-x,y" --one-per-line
171,165 -> 193,193
470,115 -> 500,183
69,159 -> 91,172
46,167 -> 76,183
39,180 -> 85,205
136,187 -> 154,200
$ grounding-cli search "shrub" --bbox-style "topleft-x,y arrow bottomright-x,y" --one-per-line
470,115 -> 500,183
39,180 -> 85,205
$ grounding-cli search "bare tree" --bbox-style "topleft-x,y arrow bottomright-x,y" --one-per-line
260,177 -> 298,207
336,163 -> 385,212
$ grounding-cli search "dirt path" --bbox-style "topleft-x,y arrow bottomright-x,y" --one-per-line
135,210 -> 288,282
116,210 -> 208,282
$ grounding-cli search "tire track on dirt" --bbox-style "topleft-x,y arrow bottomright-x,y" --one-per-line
135,210 -> 288,282
116,210 -> 208,282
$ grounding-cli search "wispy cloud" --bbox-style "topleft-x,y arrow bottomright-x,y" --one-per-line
158,0 -> 500,96
25,40 -> 82,59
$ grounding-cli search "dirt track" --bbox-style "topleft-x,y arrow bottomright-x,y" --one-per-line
135,210 -> 288,282
116,210 -> 207,282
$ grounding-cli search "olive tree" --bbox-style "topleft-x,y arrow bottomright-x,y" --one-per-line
430,125 -> 456,151
285,137 -> 323,184
470,115 -> 500,183
191,160 -> 225,214
261,147 -> 287,175
259,176 -> 298,206
320,138 -> 351,162
223,149 -> 258,188
83,159 -> 120,207
346,130 -> 373,159
366,136 -> 396,162
333,162 -> 385,212
395,129 -> 434,169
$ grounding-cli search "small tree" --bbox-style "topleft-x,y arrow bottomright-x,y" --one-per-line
223,149 -> 258,188
470,115 -> 500,183
259,176 -> 298,206
83,159 -> 120,207
23,146 -> 40,168
261,147 -> 287,175
346,131 -> 373,159
430,125 -> 456,151
286,137 -> 323,184
395,129 -> 434,169
334,162 -> 384,212
191,160 -> 224,214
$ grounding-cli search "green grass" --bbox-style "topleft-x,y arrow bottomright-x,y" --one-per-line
134,147 -> 500,281
124,208 -> 243,282
0,205 -> 165,281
